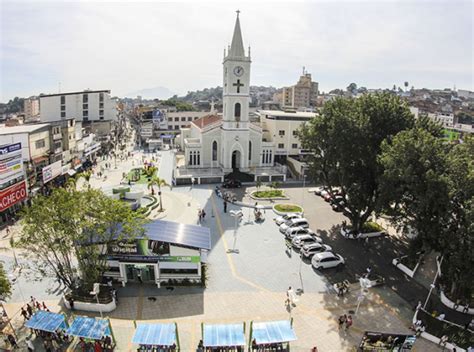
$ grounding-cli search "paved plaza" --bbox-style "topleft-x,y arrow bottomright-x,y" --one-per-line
0,143 -> 442,351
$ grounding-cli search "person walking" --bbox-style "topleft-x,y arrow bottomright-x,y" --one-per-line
21,307 -> 29,321
345,315 -> 353,332
26,303 -> 33,317
5,225 -> 10,237
197,209 -> 202,224
286,286 -> 296,306
338,315 -> 346,330
201,209 -> 206,222
223,200 -> 227,213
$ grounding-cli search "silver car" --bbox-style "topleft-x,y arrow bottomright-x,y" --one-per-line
301,243 -> 332,258
292,234 -> 323,249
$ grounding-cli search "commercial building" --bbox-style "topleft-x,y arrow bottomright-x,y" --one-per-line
282,70 -> 319,109
23,97 -> 40,120
103,220 -> 211,287
39,90 -> 117,123
258,110 -> 316,162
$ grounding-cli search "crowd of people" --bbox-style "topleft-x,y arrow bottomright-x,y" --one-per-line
78,335 -> 113,352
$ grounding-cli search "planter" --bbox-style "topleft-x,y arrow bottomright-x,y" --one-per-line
272,204 -> 304,216
62,295 -> 116,313
392,252 -> 424,278
250,190 -> 289,201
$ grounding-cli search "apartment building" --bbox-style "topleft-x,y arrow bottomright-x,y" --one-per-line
282,71 -> 319,109
166,111 -> 210,130
23,97 -> 40,120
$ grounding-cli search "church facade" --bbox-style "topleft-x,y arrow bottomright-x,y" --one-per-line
175,13 -> 286,185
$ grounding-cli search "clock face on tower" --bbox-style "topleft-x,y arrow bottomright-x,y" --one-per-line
233,66 -> 244,77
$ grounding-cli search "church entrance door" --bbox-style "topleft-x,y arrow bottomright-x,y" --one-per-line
231,150 -> 241,170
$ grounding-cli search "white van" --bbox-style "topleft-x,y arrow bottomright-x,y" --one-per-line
279,218 -> 309,234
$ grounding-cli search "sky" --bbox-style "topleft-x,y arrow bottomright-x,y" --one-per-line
0,0 -> 473,102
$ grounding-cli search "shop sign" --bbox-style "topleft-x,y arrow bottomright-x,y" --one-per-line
61,163 -> 72,175
157,256 -> 200,263
42,160 -> 62,184
0,181 -> 27,212
108,241 -> 139,255
0,143 -> 23,185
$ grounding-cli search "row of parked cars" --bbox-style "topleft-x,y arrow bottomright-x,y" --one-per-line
314,186 -> 347,213
275,213 -> 345,270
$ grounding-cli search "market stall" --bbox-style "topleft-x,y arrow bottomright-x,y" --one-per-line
249,320 -> 297,351
25,311 -> 68,333
202,323 -> 246,351
67,316 -> 114,350
132,322 -> 180,351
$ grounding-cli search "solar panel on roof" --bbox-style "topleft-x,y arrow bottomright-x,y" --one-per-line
143,220 -> 211,250
251,320 -> 297,344
203,323 -> 245,347
132,323 -> 176,346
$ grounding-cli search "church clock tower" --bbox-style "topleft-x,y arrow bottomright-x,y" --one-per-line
222,10 -> 251,130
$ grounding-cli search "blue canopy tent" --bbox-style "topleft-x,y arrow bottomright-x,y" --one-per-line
132,322 -> 180,351
202,323 -> 245,351
66,316 -> 112,341
25,311 -> 68,333
249,320 -> 297,350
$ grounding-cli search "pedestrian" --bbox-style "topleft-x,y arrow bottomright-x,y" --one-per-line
68,297 -> 74,311
438,335 -> 448,347
42,302 -> 48,310
7,334 -> 18,349
345,315 -> 353,331
26,337 -> 35,351
5,225 -> 10,237
338,315 -> 346,330
35,301 -> 41,311
223,200 -> 227,213
415,300 -> 422,311
21,307 -> 28,320
26,303 -> 33,317
286,286 -> 295,306
462,303 -> 470,314
198,209 -> 202,224
201,209 -> 206,221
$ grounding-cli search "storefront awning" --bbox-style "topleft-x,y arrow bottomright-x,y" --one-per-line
144,220 -> 211,250
32,156 -> 48,164
132,323 -> 177,346
251,320 -> 297,344
203,323 -> 245,347
67,316 -> 111,340
25,311 -> 68,333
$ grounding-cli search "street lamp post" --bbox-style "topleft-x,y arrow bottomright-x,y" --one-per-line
302,173 -> 307,206
298,252 -> 304,294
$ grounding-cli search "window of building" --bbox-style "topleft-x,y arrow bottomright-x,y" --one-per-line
212,141 -> 217,161
174,126 -> 179,130
194,117 -> 199,120
174,117 -> 179,122
189,150 -> 201,166
35,139 -> 45,149
181,117 -> 186,121
279,130 -> 285,136
168,118 -> 172,122
99,109 -> 104,116
278,143 -> 284,149
234,103 -> 241,121
83,94 -> 88,103
83,110 -> 88,117
99,92 -> 104,102
248,141 -> 252,161
292,143 -> 298,149
61,105 -> 66,111
99,102 -> 104,108
83,104 -> 88,110
60,96 -> 65,104
292,130 -> 298,136
100,116 -> 104,120
83,117 -> 89,122
188,117 -> 192,121
61,112 -> 66,118
69,120 -> 74,127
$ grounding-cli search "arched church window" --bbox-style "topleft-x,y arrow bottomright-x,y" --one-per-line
212,141 -> 218,161
189,151 -> 193,165
197,151 -> 200,166
248,141 -> 252,161
234,103 -> 241,121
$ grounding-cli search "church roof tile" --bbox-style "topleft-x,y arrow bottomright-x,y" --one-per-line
192,114 -> 222,129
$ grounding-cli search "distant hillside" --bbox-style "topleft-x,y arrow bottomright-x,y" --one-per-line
125,86 -> 176,100
180,87 -> 223,103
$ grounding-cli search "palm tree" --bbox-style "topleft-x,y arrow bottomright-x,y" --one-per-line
148,176 -> 169,211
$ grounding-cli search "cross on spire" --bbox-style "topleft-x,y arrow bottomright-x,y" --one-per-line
233,79 -> 244,93
236,9 -> 240,17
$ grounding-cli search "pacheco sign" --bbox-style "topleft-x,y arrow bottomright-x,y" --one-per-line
0,181 -> 27,212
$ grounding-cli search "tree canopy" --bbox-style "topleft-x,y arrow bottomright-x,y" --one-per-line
298,93 -> 414,231
17,187 -> 146,291
0,263 -> 12,300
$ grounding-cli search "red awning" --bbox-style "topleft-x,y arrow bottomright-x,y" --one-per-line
32,156 -> 49,164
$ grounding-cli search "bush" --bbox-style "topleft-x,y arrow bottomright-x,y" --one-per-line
274,204 -> 302,213
253,190 -> 284,198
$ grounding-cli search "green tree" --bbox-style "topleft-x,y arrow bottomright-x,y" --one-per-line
298,93 -> 414,232
346,83 -> 357,93
17,188 -> 145,292
0,263 -> 12,300
148,176 -> 169,211
255,180 -> 262,190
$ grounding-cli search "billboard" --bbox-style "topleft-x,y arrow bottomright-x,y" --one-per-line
0,181 -> 27,212
0,143 -> 23,186
42,160 -> 62,184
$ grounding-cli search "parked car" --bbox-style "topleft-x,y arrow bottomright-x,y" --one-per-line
329,195 -> 345,205
340,227 -> 386,239
311,251 -> 345,269
285,226 -> 316,239
331,199 -> 346,212
222,179 -> 242,188
301,243 -> 332,258
275,213 -> 301,226
314,186 -> 328,196
279,217 -> 309,234
292,234 -> 322,249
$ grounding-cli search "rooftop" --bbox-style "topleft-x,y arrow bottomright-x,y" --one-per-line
192,114 -> 222,129
39,90 -> 110,98
258,110 -> 316,119
0,123 -> 50,135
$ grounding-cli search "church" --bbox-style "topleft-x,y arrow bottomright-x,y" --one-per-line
175,12 -> 286,185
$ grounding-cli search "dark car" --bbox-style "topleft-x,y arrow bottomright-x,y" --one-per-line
222,179 -> 242,188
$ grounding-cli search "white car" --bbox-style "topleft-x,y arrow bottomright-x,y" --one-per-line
279,218 -> 309,234
285,226 -> 315,239
292,234 -> 323,248
311,251 -> 345,269
314,186 -> 328,196
301,243 -> 332,258
275,213 -> 301,226
340,227 -> 385,239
